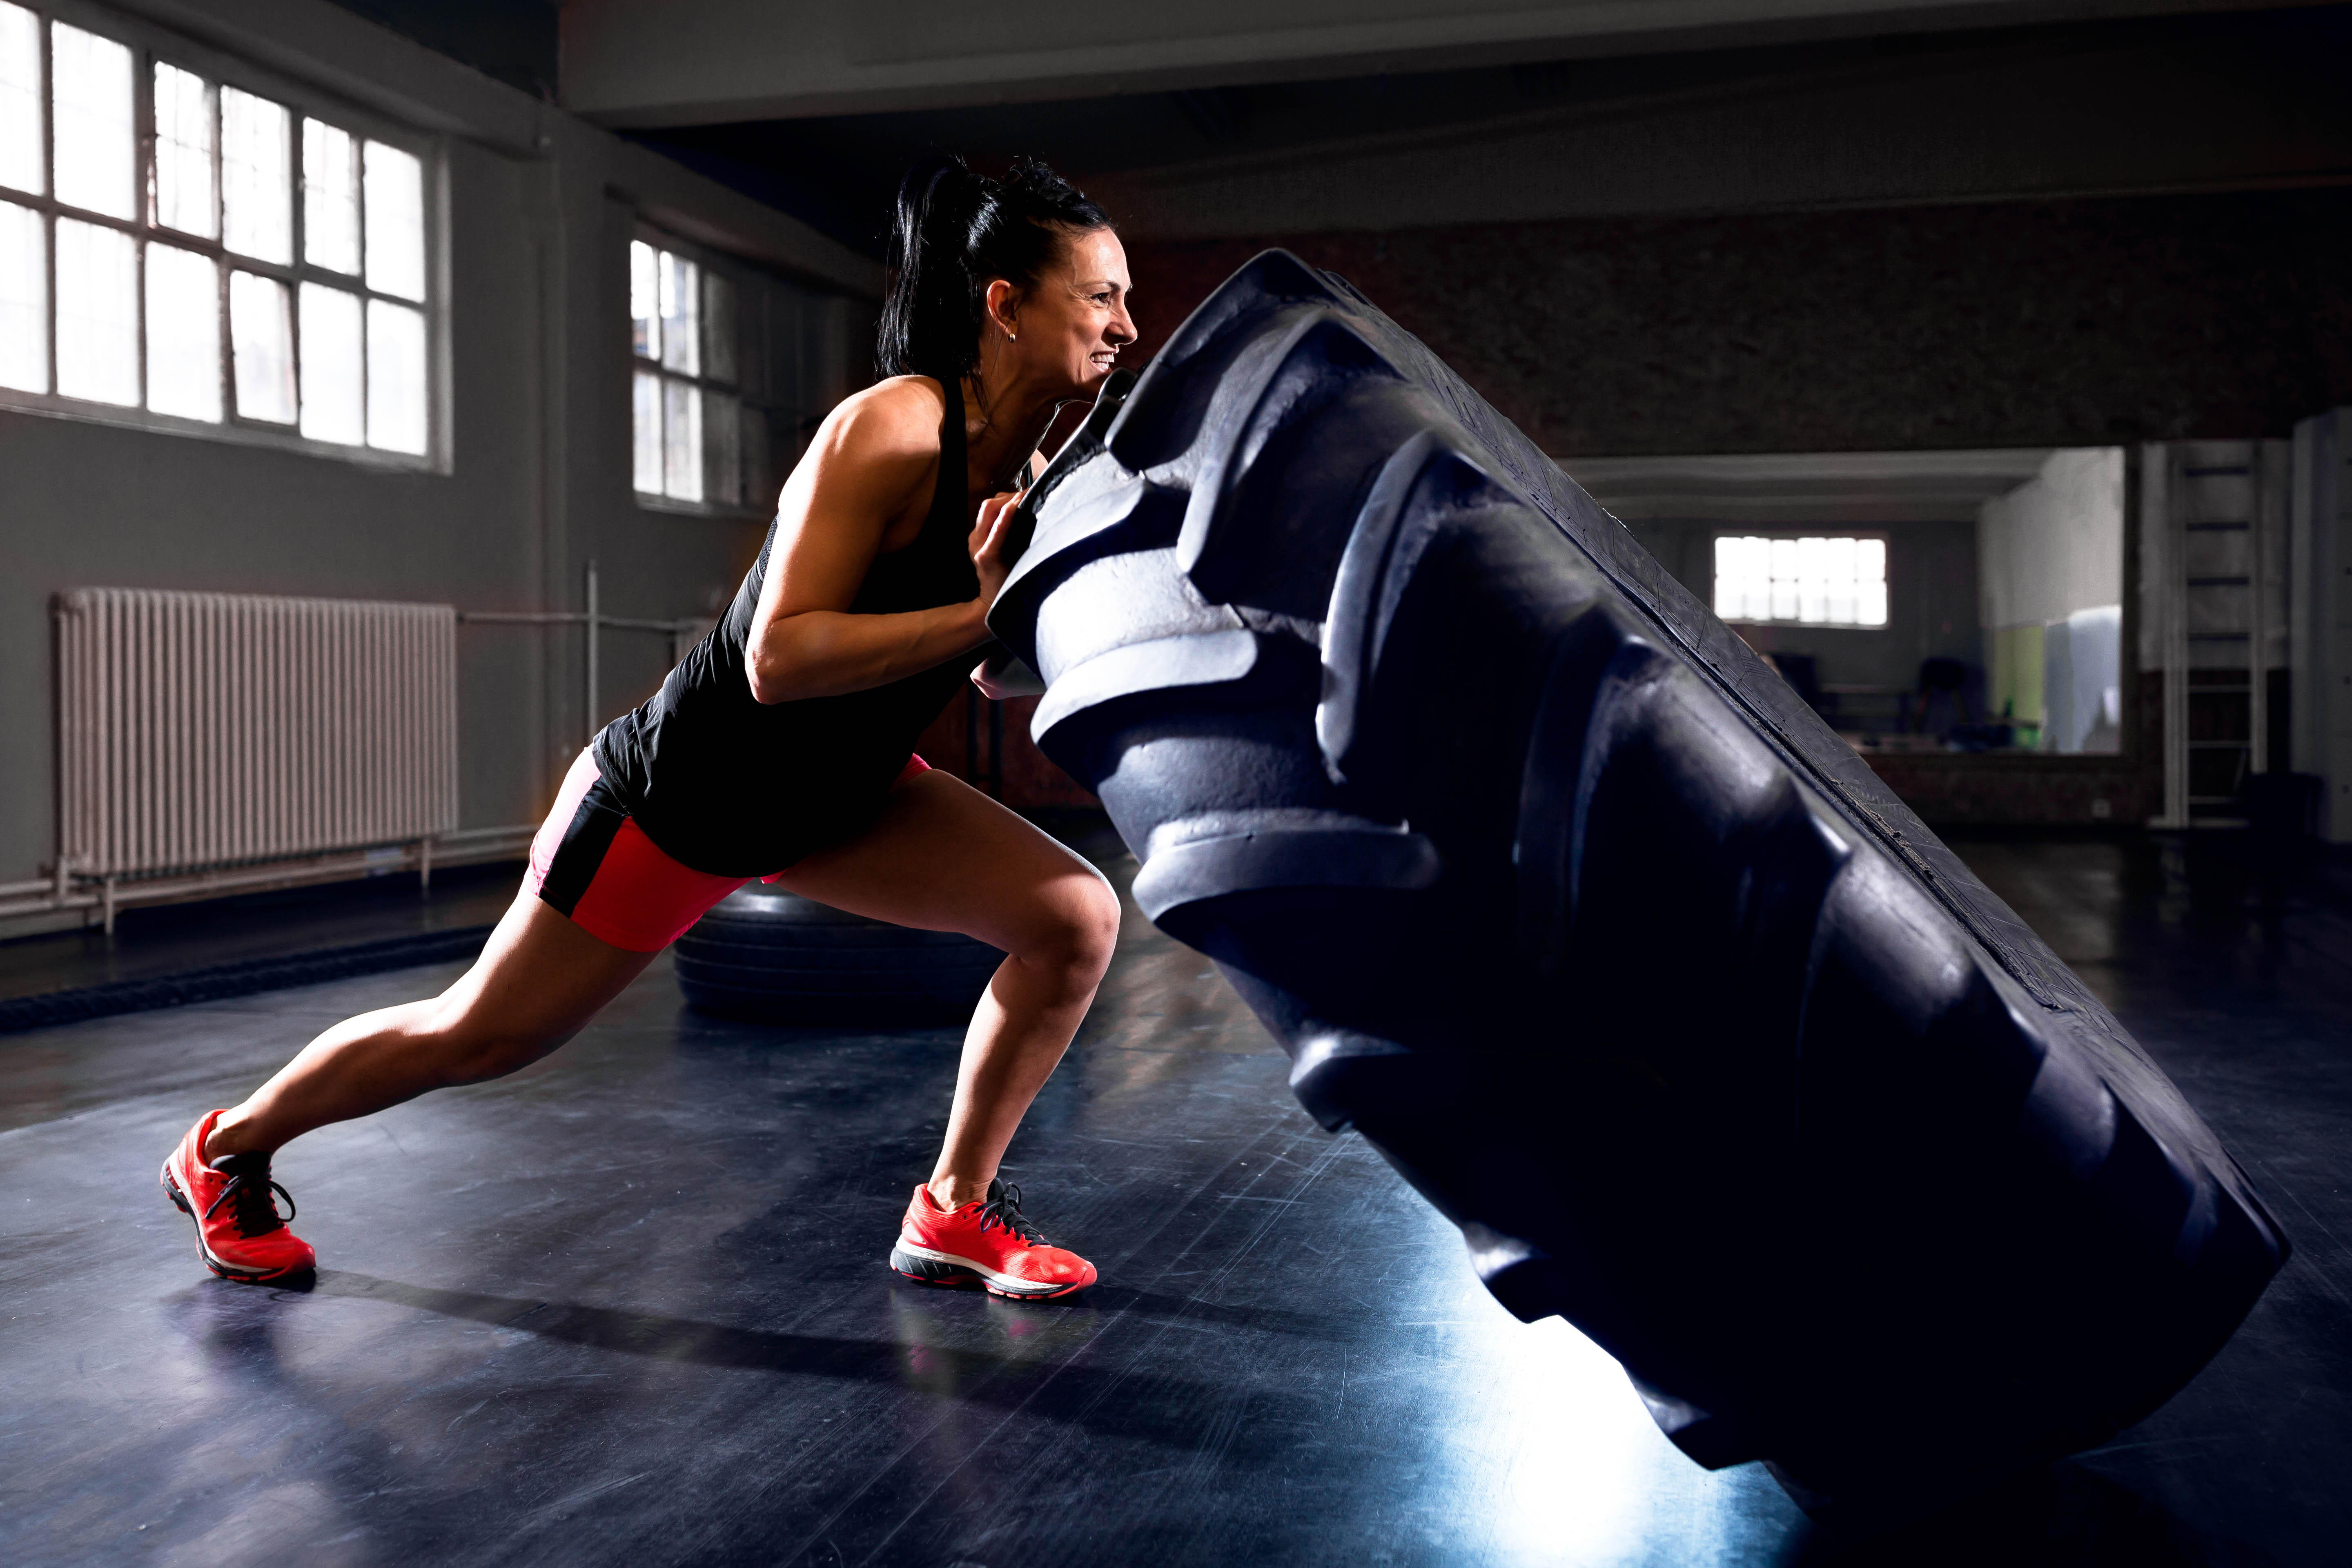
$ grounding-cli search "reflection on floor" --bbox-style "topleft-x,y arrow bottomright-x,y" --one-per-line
0,862 -> 519,1005
0,826 -> 2345,1566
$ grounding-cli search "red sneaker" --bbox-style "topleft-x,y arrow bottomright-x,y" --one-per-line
890,1178 -> 1097,1300
160,1111 -> 316,1283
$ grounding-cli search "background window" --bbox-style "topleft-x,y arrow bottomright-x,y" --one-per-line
0,1 -> 434,457
630,234 -> 775,510
1714,534 -> 1889,628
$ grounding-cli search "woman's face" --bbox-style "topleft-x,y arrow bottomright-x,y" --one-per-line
1002,227 -> 1135,396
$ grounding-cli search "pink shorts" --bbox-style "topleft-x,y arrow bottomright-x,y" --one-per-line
525,749 -> 931,951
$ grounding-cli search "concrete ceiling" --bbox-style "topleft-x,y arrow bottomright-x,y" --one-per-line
558,0 -> 2323,126
1566,448 -> 2060,523
616,4 -> 2352,254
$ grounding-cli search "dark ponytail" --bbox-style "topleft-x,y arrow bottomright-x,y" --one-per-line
877,154 -> 1113,383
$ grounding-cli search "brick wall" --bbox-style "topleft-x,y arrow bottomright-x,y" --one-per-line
1124,188 -> 2352,459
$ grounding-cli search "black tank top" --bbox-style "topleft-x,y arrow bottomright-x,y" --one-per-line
591,376 -> 986,876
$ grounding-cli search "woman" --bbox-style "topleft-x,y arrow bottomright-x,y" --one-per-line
160,156 -> 1136,1301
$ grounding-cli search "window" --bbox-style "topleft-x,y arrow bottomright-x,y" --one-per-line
1714,534 -> 1889,627
630,233 -> 773,511
0,2 -> 433,459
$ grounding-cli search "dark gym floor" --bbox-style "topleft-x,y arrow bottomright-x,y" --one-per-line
1,822 -> 2347,1568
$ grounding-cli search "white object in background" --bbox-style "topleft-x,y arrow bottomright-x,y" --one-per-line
2142,440 -> 2292,827
2291,410 -> 2352,843
54,589 -> 459,880
2040,604 -> 2122,754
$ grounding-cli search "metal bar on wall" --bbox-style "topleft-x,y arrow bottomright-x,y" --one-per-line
585,559 -> 601,749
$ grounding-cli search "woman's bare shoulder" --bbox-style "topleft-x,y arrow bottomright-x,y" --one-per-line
820,375 -> 946,455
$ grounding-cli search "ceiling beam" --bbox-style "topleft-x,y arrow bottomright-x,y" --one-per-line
558,0 -> 2307,127
1567,448 -> 2057,522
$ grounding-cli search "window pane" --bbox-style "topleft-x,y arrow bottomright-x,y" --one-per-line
662,376 -> 701,500
228,269 -> 293,422
221,87 -> 290,263
707,389 -> 741,505
658,250 -> 697,374
363,140 -> 424,301
631,369 -> 661,493
1770,537 -> 1801,622
1715,534 -> 1891,627
1856,539 -> 1889,628
303,119 -> 360,275
1822,535 -> 1858,625
54,217 -> 134,404
1858,580 -> 1889,628
366,298 -> 425,454
741,402 -> 770,513
151,64 -> 216,238
737,281 -> 766,396
0,197 -> 42,390
1796,535 -> 1829,624
51,23 -> 132,219
704,271 -> 736,385
629,239 -> 657,360
298,283 -> 362,443
145,242 -> 220,421
0,2 -> 40,196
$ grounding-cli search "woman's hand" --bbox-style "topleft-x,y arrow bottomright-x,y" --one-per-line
969,489 -> 1023,615
971,647 -> 1048,699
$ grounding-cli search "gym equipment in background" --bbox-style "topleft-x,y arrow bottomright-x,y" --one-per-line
984,251 -> 2287,1512
673,887 -> 1000,1027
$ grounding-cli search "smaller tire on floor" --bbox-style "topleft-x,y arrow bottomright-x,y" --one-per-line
673,887 -> 1003,1027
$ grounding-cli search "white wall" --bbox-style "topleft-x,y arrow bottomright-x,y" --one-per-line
1976,447 -> 2125,750
1978,447 -> 2125,630
0,0 -> 880,897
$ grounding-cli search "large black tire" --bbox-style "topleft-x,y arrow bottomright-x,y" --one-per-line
673,887 -> 1002,1027
988,252 -> 2287,1511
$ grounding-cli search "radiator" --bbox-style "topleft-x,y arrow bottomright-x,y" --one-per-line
56,589 -> 459,879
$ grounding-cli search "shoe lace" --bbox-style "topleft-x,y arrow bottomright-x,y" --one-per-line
202,1163 -> 296,1239
978,1181 -> 1050,1247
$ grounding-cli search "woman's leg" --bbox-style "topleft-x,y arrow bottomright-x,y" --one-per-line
204,888 -> 659,1161
767,770 -> 1121,1209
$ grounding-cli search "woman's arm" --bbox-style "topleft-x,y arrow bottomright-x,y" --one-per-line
746,381 -> 1016,705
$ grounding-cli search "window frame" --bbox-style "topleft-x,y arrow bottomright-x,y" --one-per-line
628,222 -> 778,519
1711,528 -> 1894,630
0,0 -> 448,470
